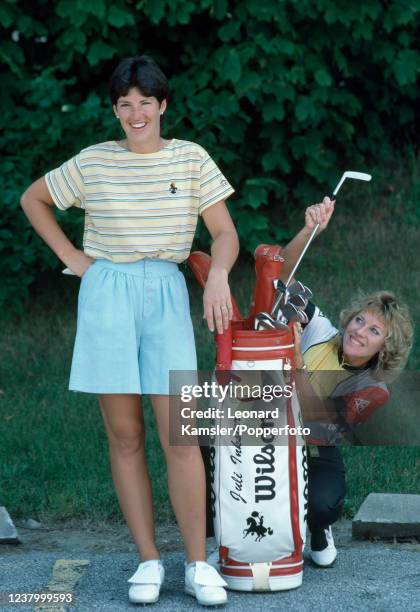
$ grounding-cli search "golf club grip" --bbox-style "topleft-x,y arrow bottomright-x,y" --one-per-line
187,251 -> 243,320
329,193 -> 337,201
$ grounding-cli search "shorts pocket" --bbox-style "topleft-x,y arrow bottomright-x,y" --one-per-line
78,262 -> 98,309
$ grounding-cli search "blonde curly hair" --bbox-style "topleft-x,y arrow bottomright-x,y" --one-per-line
337,290 -> 413,381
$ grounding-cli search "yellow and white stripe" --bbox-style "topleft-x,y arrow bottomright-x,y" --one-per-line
45,139 -> 234,263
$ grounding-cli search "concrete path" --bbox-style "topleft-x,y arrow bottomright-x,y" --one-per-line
1,519 -> 419,611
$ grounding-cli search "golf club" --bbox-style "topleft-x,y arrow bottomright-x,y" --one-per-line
280,302 -> 300,323
287,281 -> 307,297
273,319 -> 289,331
271,288 -> 286,319
287,294 -> 307,309
255,311 -> 277,330
284,170 -> 372,288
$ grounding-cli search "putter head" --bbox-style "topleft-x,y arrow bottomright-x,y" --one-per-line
333,171 -> 372,196
343,171 -> 372,182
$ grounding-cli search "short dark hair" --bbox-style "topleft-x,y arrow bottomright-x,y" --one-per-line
109,55 -> 168,105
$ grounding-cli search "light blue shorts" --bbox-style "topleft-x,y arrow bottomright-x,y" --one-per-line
69,259 -> 197,395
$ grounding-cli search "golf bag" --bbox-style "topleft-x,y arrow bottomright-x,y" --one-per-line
188,248 -> 308,592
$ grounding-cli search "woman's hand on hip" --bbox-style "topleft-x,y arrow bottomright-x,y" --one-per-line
203,267 -> 233,334
64,249 -> 95,278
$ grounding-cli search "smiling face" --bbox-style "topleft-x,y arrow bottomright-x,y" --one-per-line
113,87 -> 167,153
342,309 -> 388,367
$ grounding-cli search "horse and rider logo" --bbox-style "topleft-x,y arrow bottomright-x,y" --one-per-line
243,511 -> 273,542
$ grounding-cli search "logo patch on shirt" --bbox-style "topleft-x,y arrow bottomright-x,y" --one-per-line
353,397 -> 371,414
169,182 -> 178,194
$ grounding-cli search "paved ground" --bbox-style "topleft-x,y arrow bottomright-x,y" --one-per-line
1,519 -> 419,611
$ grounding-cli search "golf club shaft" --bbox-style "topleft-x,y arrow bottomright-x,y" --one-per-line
284,181 -> 341,288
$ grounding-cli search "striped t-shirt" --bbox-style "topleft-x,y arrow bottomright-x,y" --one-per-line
45,139 -> 234,263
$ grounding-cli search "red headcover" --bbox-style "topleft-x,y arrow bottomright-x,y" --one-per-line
250,244 -> 285,317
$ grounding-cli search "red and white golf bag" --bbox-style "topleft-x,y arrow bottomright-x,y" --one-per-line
188,247 -> 308,592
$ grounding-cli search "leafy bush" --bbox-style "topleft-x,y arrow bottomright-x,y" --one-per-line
1,0 -> 419,311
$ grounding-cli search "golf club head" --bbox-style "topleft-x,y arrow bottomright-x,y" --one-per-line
255,311 -> 276,330
272,306 -> 284,321
286,312 -> 304,324
333,171 -> 372,197
271,278 -> 288,318
257,321 -> 276,330
276,315 -> 289,328
273,279 -> 287,292
281,302 -> 300,322
302,285 -> 313,300
287,280 -> 305,294
297,310 -> 309,325
274,319 -> 289,331
287,294 -> 307,309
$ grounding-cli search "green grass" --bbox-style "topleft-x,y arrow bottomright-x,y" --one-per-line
1,163 -> 419,523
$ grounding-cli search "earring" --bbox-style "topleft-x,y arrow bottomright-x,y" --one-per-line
160,112 -> 164,116
115,115 -> 119,119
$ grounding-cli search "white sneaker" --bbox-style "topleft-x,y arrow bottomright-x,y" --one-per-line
310,527 -> 337,567
185,561 -> 228,606
128,560 -> 165,604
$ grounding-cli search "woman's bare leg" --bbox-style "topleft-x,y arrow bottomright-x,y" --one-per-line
98,393 -> 159,561
151,394 -> 206,563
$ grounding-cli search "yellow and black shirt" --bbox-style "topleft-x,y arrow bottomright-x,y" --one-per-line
301,304 -> 389,445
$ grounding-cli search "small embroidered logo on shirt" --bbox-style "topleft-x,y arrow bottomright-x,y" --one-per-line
220,179 -> 228,186
169,182 -> 178,194
353,397 -> 371,414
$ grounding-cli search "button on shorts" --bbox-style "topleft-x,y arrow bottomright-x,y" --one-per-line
69,259 -> 197,395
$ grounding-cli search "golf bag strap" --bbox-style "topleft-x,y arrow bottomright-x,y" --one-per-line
250,563 -> 271,591
216,326 -> 233,372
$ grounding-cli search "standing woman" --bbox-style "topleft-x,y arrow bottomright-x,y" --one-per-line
21,55 -> 239,606
280,200 -> 413,567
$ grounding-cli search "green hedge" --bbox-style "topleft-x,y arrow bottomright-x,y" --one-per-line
1,0 -> 419,311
